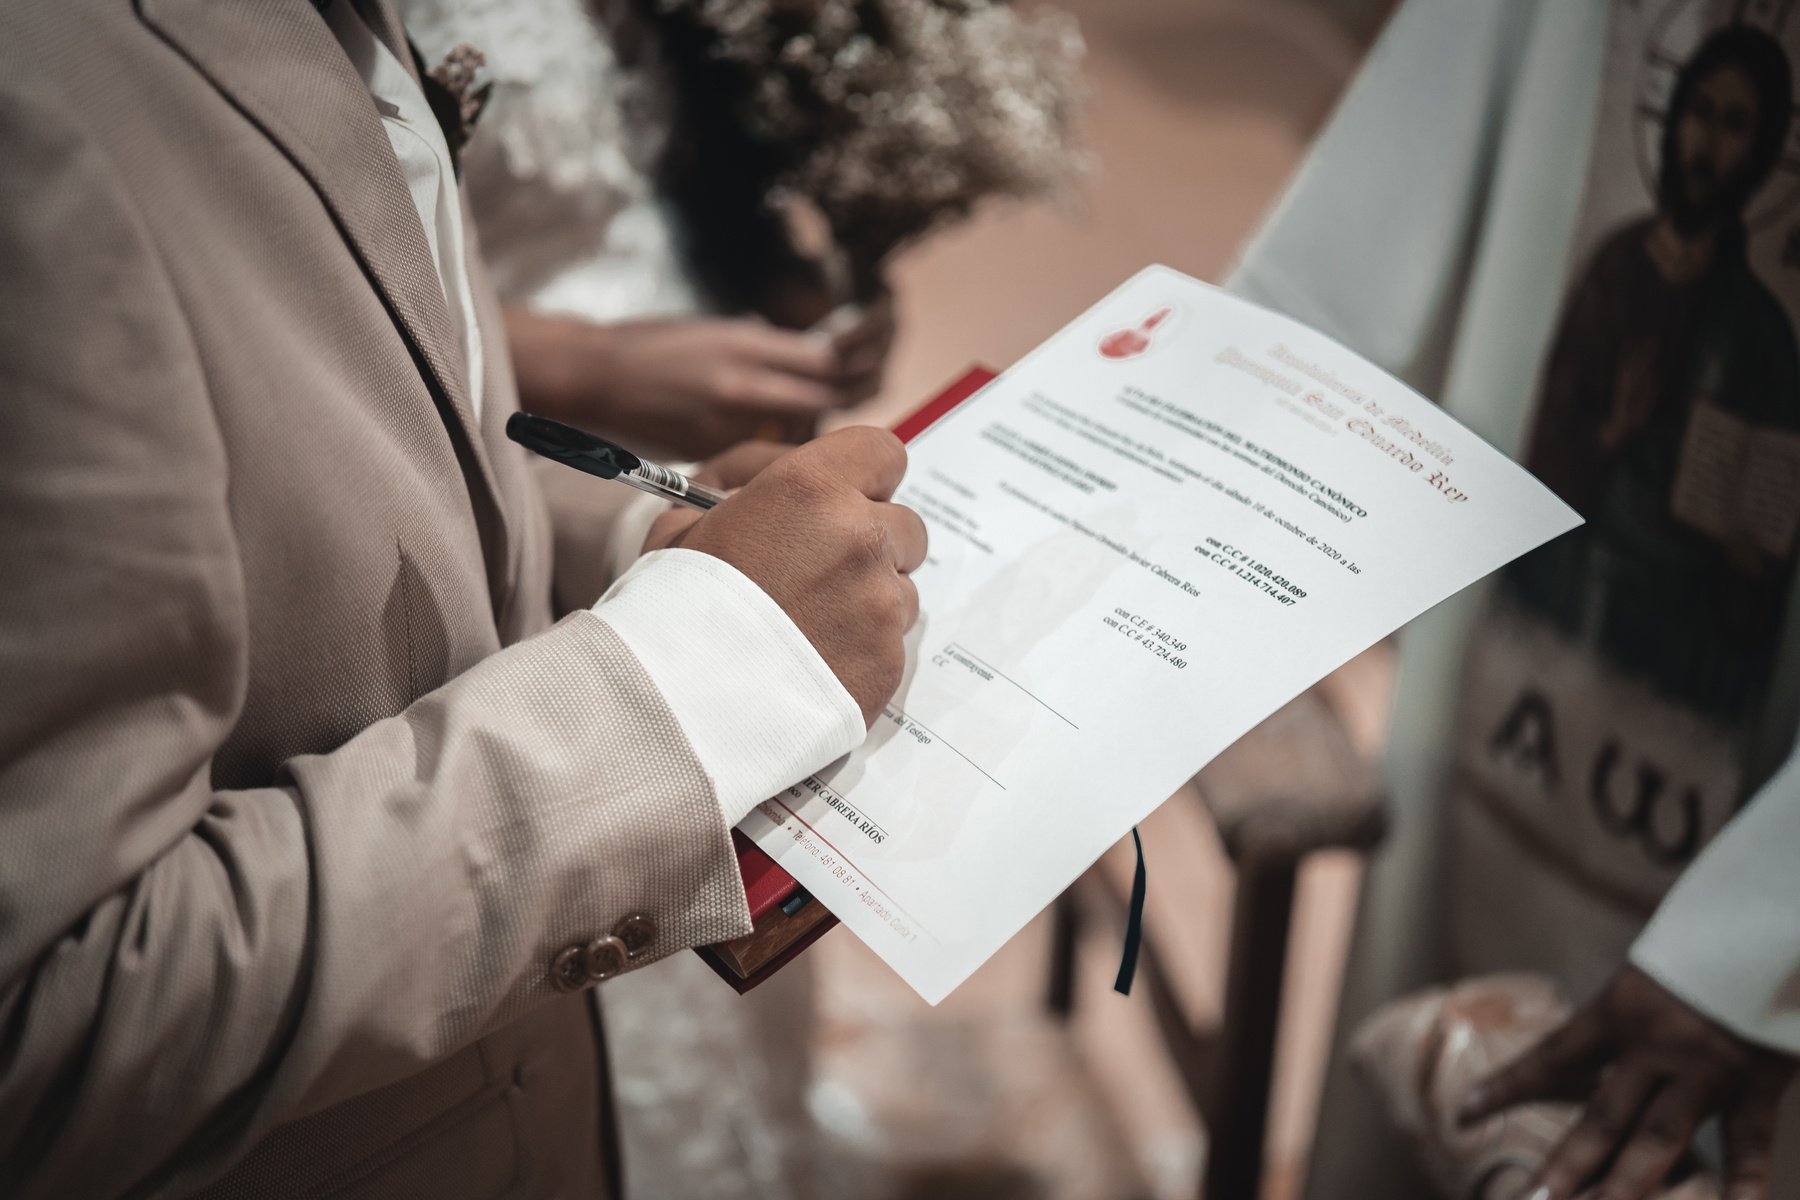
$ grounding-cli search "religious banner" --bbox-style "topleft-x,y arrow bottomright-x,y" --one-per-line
1448,0 -> 1800,997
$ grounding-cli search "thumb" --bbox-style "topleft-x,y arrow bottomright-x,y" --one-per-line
693,440 -> 794,490
645,507 -> 705,554
1457,1002 -> 1611,1126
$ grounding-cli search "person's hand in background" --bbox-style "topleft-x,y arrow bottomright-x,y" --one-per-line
505,290 -> 896,459
645,426 -> 925,726
1458,965 -> 1797,1200
815,286 -> 896,409
682,438 -> 793,493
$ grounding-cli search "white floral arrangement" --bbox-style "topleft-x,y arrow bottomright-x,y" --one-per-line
648,0 -> 1087,295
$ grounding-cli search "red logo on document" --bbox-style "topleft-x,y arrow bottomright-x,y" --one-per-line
1098,306 -> 1175,360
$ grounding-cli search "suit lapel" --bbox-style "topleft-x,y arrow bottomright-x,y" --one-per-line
139,0 -> 515,616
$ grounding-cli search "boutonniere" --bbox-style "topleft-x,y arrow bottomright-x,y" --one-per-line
412,41 -> 492,179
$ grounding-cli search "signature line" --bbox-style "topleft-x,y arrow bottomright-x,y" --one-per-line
887,706 -> 1006,791
948,642 -> 1079,729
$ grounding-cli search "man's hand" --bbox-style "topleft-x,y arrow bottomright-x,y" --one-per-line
1458,965 -> 1797,1200
645,427 -> 926,725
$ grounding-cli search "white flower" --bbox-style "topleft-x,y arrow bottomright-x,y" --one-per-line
655,0 -> 1088,275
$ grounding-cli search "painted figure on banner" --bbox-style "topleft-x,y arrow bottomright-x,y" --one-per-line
1450,2 -> 1800,997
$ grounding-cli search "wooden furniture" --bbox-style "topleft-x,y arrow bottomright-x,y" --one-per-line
1047,688 -> 1386,1200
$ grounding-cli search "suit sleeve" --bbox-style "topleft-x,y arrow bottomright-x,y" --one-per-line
1629,747 -> 1800,1056
0,83 -> 813,1199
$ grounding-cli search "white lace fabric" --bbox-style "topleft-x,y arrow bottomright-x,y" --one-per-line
399,0 -> 699,317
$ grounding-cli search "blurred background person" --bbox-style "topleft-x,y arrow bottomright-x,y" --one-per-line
402,2 -> 1082,1195
404,0 -> 893,618
1229,1 -> 1800,1196
1343,746 -> 1800,1200
1459,732 -> 1800,1200
408,0 -> 896,460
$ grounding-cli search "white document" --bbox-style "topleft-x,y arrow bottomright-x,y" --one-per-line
740,266 -> 1581,1003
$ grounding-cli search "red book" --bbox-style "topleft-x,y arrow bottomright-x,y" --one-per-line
694,365 -> 998,992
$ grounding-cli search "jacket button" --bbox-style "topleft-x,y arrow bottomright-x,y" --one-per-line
612,913 -> 657,957
549,945 -> 589,993
583,935 -> 629,982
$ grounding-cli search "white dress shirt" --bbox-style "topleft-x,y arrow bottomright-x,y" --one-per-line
324,0 -> 862,825
326,0 -> 486,420
593,550 -> 867,823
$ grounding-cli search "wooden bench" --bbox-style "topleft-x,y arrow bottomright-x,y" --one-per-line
1047,688 -> 1386,1200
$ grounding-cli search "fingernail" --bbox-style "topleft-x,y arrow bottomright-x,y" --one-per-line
1525,1187 -> 1551,1200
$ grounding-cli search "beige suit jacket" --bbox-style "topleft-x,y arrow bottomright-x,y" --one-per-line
0,1 -> 754,1196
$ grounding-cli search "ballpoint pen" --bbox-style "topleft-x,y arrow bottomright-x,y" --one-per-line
505,412 -> 730,511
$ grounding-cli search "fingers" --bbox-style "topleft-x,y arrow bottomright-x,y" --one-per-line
895,573 -> 920,634
730,322 -> 840,381
1587,1078 -> 1706,1200
1460,1001 -> 1616,1125
836,337 -> 888,381
693,440 -> 794,490
724,366 -> 846,414
799,425 -> 909,502
831,294 -> 896,378
644,506 -> 703,553
835,359 -> 887,407
668,419 -> 920,725
1532,1062 -> 1658,1200
874,500 -> 928,575
703,323 -> 853,413
1722,1057 -> 1797,1200
724,318 -> 891,412
1454,964 -> 1796,1200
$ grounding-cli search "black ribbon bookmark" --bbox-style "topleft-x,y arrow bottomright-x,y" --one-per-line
1114,827 -> 1147,996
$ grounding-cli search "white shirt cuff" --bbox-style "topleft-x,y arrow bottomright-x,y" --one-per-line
1629,747 -> 1800,1056
589,548 -> 865,826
